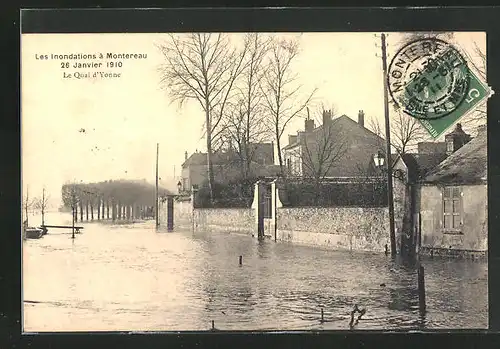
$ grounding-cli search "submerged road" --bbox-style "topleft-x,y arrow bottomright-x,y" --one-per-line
23,212 -> 488,332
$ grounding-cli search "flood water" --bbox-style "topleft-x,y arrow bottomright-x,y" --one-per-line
23,212 -> 488,332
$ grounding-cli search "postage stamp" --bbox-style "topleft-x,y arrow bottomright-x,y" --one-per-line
388,37 -> 492,139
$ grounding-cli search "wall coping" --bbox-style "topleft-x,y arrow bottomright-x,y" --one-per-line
194,207 -> 253,210
278,206 -> 389,209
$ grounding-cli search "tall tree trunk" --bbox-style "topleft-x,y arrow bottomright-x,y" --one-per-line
97,198 -> 101,220
85,202 -> 89,220
106,200 -> 110,219
112,201 -> 116,221
80,201 -> 84,221
205,107 -> 215,204
90,202 -> 94,220
74,204 -> 78,223
276,131 -> 285,177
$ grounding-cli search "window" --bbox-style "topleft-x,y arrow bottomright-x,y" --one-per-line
443,186 -> 462,230
446,141 -> 454,153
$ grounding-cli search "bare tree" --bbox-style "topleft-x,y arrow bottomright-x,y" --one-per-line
23,186 -> 36,227
221,33 -> 273,180
367,112 -> 428,170
33,188 -> 50,226
293,108 -> 348,198
260,37 -> 317,177
157,33 -> 248,202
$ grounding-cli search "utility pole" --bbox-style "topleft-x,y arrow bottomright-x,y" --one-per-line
25,185 -> 29,227
155,143 -> 159,227
381,33 -> 397,256
41,187 -> 45,226
71,186 -> 76,239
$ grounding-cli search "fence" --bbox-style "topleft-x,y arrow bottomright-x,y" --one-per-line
278,178 -> 388,208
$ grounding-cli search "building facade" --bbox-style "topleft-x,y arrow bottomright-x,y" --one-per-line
283,110 -> 385,178
417,124 -> 487,257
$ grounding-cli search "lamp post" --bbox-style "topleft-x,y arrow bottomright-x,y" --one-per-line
177,181 -> 182,195
380,32 -> 397,257
373,150 -> 396,256
373,151 -> 385,168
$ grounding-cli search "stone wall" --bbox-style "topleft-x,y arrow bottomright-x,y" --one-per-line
276,207 -> 390,252
419,184 -> 487,253
193,208 -> 255,235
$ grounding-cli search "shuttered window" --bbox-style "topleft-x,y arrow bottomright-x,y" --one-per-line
443,186 -> 462,230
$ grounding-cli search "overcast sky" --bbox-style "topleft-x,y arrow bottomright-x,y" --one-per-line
21,32 -> 485,207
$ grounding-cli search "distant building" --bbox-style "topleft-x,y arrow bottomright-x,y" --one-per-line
180,143 -> 276,191
283,110 -> 384,178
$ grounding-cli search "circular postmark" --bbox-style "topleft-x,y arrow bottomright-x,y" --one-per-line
388,38 -> 470,120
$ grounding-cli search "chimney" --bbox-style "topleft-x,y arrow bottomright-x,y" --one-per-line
358,110 -> 365,128
288,135 -> 298,145
322,109 -> 332,125
184,151 -> 188,161
445,123 -> 471,155
305,119 -> 315,132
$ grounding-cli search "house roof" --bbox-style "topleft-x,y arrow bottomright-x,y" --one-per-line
283,115 -> 383,151
421,129 -> 487,185
400,153 -> 448,183
182,143 -> 274,168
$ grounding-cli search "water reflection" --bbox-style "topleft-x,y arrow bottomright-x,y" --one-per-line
23,212 -> 488,332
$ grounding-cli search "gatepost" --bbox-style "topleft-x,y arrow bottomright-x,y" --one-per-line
271,179 -> 283,242
251,180 -> 265,239
191,185 -> 198,232
167,195 -> 174,231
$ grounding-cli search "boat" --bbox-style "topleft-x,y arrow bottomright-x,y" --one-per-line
24,227 -> 44,239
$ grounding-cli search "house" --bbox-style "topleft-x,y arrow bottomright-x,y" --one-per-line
283,110 -> 385,178
417,124 -> 487,257
390,149 -> 449,254
180,143 -> 276,191
390,123 -> 486,257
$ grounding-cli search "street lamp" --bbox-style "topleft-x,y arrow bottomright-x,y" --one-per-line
177,181 -> 182,194
373,151 -> 406,181
373,151 -> 385,168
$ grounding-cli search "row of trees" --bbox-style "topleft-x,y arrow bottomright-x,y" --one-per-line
60,179 -> 170,220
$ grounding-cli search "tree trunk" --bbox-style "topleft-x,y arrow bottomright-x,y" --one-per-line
97,198 -> 101,220
276,134 -> 285,177
205,108 -> 215,204
106,200 -> 110,219
85,202 -> 89,220
90,203 -> 94,220
74,204 -> 77,223
80,201 -> 84,221
112,201 -> 116,221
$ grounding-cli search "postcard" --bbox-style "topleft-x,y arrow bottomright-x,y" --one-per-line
21,18 -> 490,332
